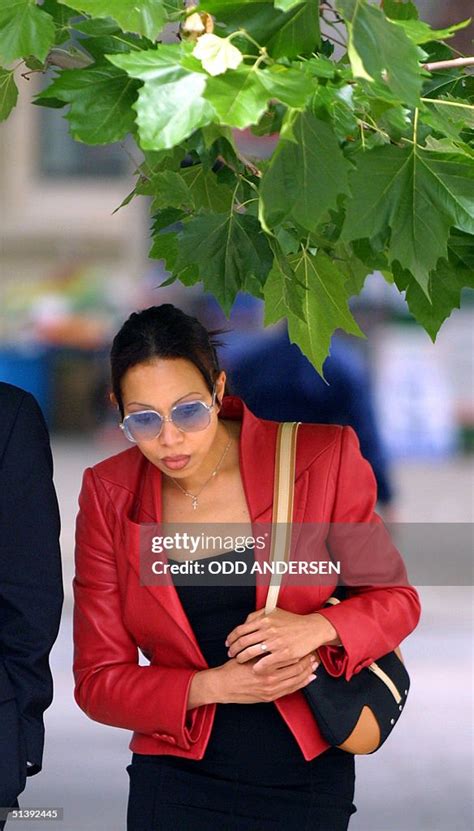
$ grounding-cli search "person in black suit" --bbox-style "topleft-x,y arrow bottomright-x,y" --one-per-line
0,383 -> 63,829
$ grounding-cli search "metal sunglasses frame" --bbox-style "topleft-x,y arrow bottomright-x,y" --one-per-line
120,384 -> 218,443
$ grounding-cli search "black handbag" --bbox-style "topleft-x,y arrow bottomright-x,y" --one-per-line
302,585 -> 411,754
265,422 -> 411,755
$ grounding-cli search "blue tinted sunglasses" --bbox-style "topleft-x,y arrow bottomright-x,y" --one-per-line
120,385 -> 217,443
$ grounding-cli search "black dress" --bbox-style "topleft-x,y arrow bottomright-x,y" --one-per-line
126,548 -> 357,831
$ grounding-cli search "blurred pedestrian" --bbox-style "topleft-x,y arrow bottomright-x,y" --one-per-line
214,297 -> 395,520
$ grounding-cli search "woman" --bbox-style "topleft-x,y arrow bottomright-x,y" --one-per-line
73,304 -> 421,831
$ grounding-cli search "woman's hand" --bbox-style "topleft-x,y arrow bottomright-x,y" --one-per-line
225,607 -> 341,674
214,652 -> 319,704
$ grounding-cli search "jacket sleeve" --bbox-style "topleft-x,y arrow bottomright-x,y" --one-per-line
73,467 -> 205,750
0,391 -> 63,775
315,426 -> 421,681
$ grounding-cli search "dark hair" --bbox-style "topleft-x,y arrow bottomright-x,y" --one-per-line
110,304 -> 233,419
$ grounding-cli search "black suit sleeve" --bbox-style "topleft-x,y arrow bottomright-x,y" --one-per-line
0,391 -> 63,775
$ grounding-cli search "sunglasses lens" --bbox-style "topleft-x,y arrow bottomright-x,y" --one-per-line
172,401 -> 211,432
124,411 -> 162,442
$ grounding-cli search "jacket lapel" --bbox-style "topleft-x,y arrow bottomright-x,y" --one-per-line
127,396 -> 308,657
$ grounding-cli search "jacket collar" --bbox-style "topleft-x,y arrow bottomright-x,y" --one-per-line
125,396 -> 281,660
140,394 -> 280,525
123,395 -> 320,661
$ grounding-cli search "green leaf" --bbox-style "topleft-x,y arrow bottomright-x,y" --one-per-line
258,64 -> 315,109
421,97 -> 474,144
42,0 -> 78,45
341,144 -> 474,296
274,0 -> 302,10
112,185 -> 139,214
304,56 -> 338,80
382,0 -> 418,21
358,93 -> 411,142
260,111 -> 352,233
113,147 -> 187,212
58,0 -> 167,40
423,136 -> 474,158
389,17 -> 471,45
78,33 -> 146,63
32,94 -> 66,109
73,17 -> 123,36
422,136 -> 452,154
0,0 -> 56,63
266,1 -> 320,59
336,0 -> 423,106
383,3 -> 471,45
448,229 -> 474,270
203,66 -> 269,129
201,0 -> 280,43
43,0 -> 78,17
134,75 -> 214,151
149,232 -> 179,271
263,239 -> 306,323
334,242 -> 372,296
23,55 -> 45,70
251,104 -> 284,136
282,248 -> 365,375
200,123 -> 235,150
351,238 -> 390,271
241,274 -> 265,299
35,65 -> 140,143
108,46 -> 215,150
149,207 -> 193,277
393,242 -> 474,342
151,206 -> 185,233
146,170 -> 194,211
203,0 -> 319,59
312,84 -> 358,142
275,227 -> 300,254
175,212 -> 273,315
0,67 -> 18,121
180,165 -> 234,213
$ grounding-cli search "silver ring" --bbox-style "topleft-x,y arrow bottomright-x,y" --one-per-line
260,642 -> 268,652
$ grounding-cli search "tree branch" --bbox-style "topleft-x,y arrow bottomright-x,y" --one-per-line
322,30 -> 347,50
216,151 -> 261,179
422,56 -> 474,72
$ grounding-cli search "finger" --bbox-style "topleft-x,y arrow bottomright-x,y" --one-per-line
286,663 -> 317,692
251,653 -> 292,674
260,652 -> 316,678
245,608 -> 266,622
272,665 -> 315,700
225,619 -> 265,649
235,643 -> 272,664
255,658 -> 293,678
226,623 -> 268,654
274,663 -> 308,685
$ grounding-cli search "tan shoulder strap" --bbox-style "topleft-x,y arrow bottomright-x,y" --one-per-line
265,421 -> 301,614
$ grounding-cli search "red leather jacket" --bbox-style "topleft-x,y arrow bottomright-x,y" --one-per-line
73,395 -> 421,761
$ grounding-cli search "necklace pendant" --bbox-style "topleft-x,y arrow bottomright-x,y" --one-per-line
192,497 -> 198,510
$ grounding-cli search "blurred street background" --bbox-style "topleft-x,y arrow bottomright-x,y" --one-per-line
1,0 -> 473,828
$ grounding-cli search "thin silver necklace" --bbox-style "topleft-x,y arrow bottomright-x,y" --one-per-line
169,427 -> 232,510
